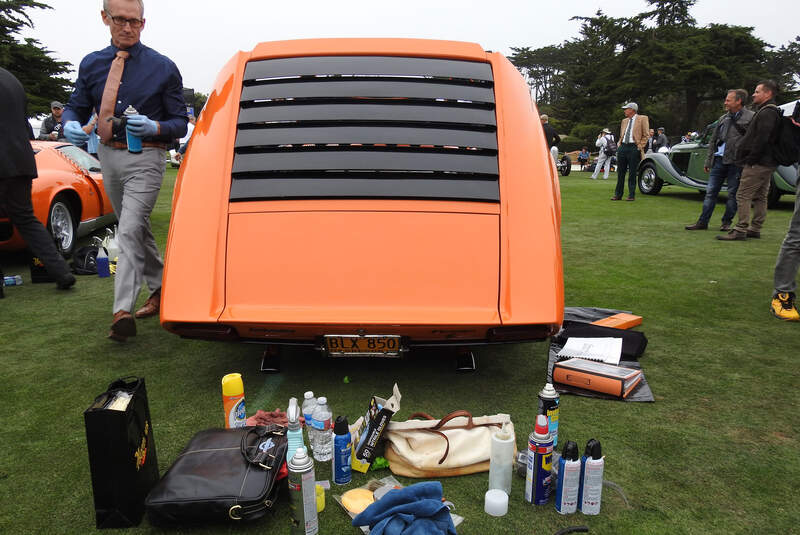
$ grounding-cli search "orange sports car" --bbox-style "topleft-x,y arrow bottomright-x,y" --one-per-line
162,38 -> 563,357
0,141 -> 115,255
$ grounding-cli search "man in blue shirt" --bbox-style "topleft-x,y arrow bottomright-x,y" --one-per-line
63,0 -> 187,341
685,89 -> 753,232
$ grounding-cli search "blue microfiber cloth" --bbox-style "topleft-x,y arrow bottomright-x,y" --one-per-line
351,481 -> 457,535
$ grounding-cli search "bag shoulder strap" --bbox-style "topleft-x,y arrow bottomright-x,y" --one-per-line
409,410 -> 503,465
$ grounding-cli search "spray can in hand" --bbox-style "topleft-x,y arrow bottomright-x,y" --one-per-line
221,373 -> 246,428
538,383 -> 560,447
288,447 -> 319,534
124,105 -> 142,153
578,438 -> 604,515
524,414 -> 553,505
554,440 -> 581,514
332,416 -> 352,485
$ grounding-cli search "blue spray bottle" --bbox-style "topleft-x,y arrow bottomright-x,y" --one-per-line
286,397 -> 304,462
554,440 -> 581,514
332,416 -> 352,485
578,438 -> 604,515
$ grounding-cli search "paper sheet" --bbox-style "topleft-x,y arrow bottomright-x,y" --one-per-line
556,337 -> 622,365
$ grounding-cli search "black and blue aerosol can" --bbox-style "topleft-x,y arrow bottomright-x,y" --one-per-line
538,382 -> 560,447
554,440 -> 581,514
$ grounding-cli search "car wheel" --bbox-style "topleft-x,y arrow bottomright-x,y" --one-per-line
558,154 -> 571,177
47,195 -> 77,255
767,178 -> 782,208
638,162 -> 663,195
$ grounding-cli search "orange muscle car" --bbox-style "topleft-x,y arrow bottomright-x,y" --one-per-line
161,38 -> 563,356
0,141 -> 116,254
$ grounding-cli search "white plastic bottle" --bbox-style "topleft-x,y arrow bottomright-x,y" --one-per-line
488,422 -> 514,495
310,397 -> 333,462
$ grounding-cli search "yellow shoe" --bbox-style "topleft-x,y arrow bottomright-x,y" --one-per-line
771,292 -> 800,321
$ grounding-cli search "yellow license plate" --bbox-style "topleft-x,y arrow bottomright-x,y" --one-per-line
324,335 -> 402,356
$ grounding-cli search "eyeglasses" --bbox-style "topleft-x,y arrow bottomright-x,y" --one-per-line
105,11 -> 144,29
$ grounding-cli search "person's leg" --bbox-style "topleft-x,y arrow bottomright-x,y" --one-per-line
627,149 -> 641,199
721,164 -> 741,226
1,178 -> 72,284
603,156 -> 611,179
591,154 -> 605,179
748,165 -> 775,233
550,146 -> 559,167
774,192 -> 800,294
734,166 -> 758,233
110,148 -> 166,315
698,158 -> 725,225
614,147 -> 629,199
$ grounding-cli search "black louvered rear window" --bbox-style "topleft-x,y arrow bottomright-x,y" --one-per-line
230,56 -> 498,202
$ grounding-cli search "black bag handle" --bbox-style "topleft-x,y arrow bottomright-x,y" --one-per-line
240,425 -> 286,470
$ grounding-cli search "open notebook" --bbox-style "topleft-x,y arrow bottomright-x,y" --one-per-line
556,337 -> 622,365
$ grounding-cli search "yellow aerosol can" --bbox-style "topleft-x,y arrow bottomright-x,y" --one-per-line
221,373 -> 247,428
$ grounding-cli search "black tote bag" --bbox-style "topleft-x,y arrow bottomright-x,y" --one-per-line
84,376 -> 159,528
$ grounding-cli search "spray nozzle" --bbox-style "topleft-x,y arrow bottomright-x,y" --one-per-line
562,440 -> 579,461
286,397 -> 300,430
584,438 -> 602,459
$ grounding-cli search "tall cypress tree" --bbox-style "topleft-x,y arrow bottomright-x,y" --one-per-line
0,1 -> 72,117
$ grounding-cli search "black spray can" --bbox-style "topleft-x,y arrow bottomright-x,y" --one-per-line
538,382 -> 560,447
287,447 -> 319,534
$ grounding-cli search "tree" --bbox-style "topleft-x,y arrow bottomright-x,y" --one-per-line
0,1 -> 73,117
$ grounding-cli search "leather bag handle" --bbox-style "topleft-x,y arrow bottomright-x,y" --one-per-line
406,410 -> 501,465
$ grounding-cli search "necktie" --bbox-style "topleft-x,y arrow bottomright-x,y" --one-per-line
98,50 -> 130,143
624,117 -> 634,144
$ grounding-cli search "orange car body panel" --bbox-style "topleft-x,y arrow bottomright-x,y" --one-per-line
0,141 -> 111,251
161,38 -> 563,344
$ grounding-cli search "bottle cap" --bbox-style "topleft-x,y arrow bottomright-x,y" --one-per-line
293,447 -> 307,461
334,415 -> 349,435
304,391 -> 314,400
494,421 -> 513,442
562,440 -> 579,461
584,438 -> 602,459
317,396 -> 327,405
221,373 -> 243,396
484,489 -> 508,517
534,414 -> 549,437
539,382 -> 558,399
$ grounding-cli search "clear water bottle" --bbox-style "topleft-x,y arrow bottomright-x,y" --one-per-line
302,391 -> 316,428
310,396 -> 333,462
3,275 -> 23,286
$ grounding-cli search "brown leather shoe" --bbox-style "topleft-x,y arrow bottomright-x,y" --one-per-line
626,197 -> 635,201
746,230 -> 761,238
135,290 -> 161,319
685,222 -> 708,230
610,196 -> 622,201
109,310 -> 136,341
716,230 -> 747,241
719,222 -> 732,232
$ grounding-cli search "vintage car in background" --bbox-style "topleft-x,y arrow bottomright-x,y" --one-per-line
638,100 -> 799,207
161,38 -> 564,358
0,141 -> 116,255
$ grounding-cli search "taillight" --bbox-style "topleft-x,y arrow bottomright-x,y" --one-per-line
487,324 -> 558,342
166,323 -> 240,341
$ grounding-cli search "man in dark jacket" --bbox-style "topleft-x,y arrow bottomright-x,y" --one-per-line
0,67 -> 75,289
717,80 -> 781,241
540,114 -> 560,165
686,89 -> 753,232
37,101 -> 66,141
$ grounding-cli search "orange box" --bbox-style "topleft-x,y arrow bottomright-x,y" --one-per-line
553,358 -> 643,399
591,313 -> 642,330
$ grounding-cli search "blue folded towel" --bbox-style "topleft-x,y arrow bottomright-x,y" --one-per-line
351,481 -> 457,535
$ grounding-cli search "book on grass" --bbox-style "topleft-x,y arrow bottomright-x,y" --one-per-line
553,357 -> 643,399
556,337 -> 622,365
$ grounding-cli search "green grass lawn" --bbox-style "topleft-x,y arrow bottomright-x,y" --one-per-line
1,169 -> 798,534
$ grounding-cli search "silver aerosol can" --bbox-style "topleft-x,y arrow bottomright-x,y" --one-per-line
288,447 -> 319,534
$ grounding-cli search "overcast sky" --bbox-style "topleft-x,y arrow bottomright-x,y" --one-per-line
21,0 -> 798,95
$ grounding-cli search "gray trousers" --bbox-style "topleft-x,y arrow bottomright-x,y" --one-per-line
98,145 -> 165,314
774,191 -> 800,294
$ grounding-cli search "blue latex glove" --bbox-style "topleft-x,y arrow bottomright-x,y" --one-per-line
64,120 -> 90,145
125,114 -> 159,137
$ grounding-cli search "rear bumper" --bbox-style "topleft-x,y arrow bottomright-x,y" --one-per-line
162,321 -> 560,348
